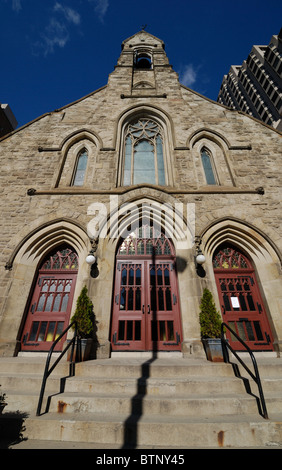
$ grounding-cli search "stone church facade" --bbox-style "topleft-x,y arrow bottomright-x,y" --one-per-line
0,31 -> 281,359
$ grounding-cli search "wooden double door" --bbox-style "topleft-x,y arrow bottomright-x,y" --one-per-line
111,258 -> 182,351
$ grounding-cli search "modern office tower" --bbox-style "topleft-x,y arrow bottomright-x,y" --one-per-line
217,29 -> 282,131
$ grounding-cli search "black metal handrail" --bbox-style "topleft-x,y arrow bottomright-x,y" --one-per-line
221,322 -> 268,419
36,321 -> 80,416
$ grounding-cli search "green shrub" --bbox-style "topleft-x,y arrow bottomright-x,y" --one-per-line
71,286 -> 94,338
199,288 -> 222,339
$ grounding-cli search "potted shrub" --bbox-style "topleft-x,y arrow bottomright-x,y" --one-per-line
199,288 -> 224,362
69,286 -> 95,362
0,385 -> 7,414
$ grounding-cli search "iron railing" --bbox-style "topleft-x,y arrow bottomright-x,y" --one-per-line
221,322 -> 268,419
36,321 -> 80,416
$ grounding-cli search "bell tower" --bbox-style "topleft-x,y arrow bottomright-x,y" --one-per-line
107,30 -> 181,98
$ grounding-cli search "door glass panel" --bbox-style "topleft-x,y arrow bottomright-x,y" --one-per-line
128,288 -> 133,310
37,294 -> 46,311
120,288 -> 126,309
53,294 -> 61,312
38,322 -> 47,341
247,293 -> 256,311
254,321 -> 264,341
128,268 -> 134,285
237,322 -> 247,341
45,294 -> 54,311
158,288 -> 164,310
136,268 -> 141,285
46,322 -> 56,341
157,268 -> 162,285
223,293 -> 231,311
61,294 -> 69,312
151,321 -> 158,342
238,293 -> 248,311
167,321 -> 174,341
55,322 -> 64,340
159,321 -> 166,340
150,266 -> 156,285
136,287 -> 141,310
151,289 -> 156,311
228,321 -> 237,341
135,321 -> 141,341
165,288 -> 172,310
118,321 -> 125,340
164,268 -> 170,285
29,322 -> 39,341
121,268 -> 127,285
245,321 -> 255,341
127,321 -> 133,340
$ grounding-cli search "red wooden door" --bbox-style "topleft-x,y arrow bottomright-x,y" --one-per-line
111,227 -> 182,351
213,245 -> 273,351
21,246 -> 78,352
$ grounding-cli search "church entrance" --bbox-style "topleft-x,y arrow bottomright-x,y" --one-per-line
111,225 -> 182,351
21,245 -> 78,352
213,244 -> 274,351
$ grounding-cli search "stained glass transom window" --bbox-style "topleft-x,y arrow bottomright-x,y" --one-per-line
41,246 -> 78,271
118,225 -> 174,256
213,246 -> 249,270
123,119 -> 166,186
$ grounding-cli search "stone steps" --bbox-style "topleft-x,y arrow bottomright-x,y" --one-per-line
1,355 -> 282,448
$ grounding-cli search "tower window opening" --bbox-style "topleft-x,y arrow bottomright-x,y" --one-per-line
135,53 -> 152,69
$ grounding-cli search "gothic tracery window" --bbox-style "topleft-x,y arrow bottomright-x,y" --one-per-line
123,119 -> 166,186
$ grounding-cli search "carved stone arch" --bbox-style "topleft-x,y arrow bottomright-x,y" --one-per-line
198,218 -> 282,352
115,105 -> 175,187
1,219 -> 91,356
187,128 -> 232,151
55,129 -> 101,188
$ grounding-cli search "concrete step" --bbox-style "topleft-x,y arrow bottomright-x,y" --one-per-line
74,358 -> 235,379
2,411 -> 282,448
1,355 -> 282,448
63,374 -> 246,396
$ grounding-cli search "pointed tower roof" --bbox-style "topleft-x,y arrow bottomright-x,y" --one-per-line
121,30 -> 165,50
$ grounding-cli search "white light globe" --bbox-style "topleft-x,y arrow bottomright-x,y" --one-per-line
196,253 -> 206,265
86,254 -> 96,265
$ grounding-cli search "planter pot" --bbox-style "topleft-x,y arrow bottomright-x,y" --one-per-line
202,338 -> 224,362
67,338 -> 93,362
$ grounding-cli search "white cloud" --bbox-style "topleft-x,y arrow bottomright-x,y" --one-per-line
12,0 -> 22,12
32,18 -> 69,56
32,3 -> 81,56
54,2 -> 81,25
88,0 -> 109,22
179,64 -> 197,88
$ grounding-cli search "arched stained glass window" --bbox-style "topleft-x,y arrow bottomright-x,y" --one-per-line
201,148 -> 217,185
123,119 -> 166,186
72,149 -> 88,186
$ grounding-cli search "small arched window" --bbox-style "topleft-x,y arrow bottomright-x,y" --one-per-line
201,148 -> 217,185
123,119 -> 165,186
72,149 -> 88,186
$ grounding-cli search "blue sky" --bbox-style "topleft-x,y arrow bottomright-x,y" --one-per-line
1,0 -> 281,129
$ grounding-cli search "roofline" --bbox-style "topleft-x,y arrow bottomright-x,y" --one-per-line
180,84 -> 282,136
0,84 -> 108,143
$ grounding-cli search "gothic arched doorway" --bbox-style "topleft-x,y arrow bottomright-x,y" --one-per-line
111,225 -> 182,351
213,244 -> 274,351
21,245 -> 78,352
